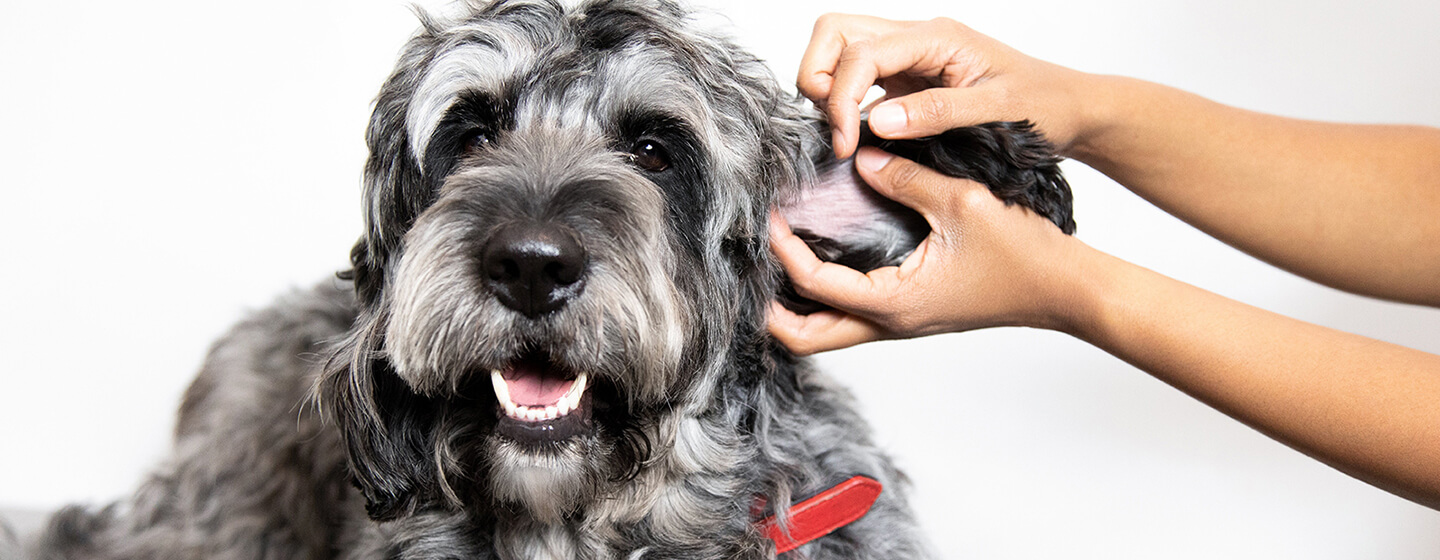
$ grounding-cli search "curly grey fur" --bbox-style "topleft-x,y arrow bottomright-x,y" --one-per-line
22,1 -> 936,559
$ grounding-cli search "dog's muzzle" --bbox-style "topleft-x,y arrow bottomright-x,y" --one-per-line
480,221 -> 596,443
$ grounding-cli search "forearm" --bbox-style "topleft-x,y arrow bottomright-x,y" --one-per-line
1061,247 -> 1440,509
1069,75 -> 1440,305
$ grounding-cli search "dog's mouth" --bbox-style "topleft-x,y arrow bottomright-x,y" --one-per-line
490,353 -> 593,443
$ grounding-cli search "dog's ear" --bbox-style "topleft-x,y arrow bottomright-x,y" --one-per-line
775,120 -> 1075,314
344,29 -> 444,307
878,121 -> 1075,234
318,329 -> 442,522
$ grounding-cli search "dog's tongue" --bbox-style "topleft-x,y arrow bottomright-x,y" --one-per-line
501,361 -> 574,406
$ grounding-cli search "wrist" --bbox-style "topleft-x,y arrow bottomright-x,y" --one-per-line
1061,73 -> 1134,165
1030,238 -> 1124,341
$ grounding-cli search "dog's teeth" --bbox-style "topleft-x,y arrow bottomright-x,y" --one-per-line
565,372 -> 588,401
554,372 -> 586,415
491,370 -> 513,409
572,372 -> 588,405
496,371 -> 589,422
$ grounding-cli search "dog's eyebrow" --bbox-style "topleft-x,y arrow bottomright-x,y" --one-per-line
611,105 -> 694,138
409,41 -> 532,168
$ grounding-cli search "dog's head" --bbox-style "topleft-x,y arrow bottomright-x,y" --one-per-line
318,0 -> 1073,534
321,0 -> 818,525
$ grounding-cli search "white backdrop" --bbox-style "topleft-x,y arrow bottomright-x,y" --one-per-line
3,0 -> 1439,557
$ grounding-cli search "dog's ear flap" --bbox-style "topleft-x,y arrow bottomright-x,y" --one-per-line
775,120 -> 1075,314
318,333 -> 440,522
348,31 -> 442,307
882,121 -> 1075,234
774,116 -> 932,314
340,239 -> 386,307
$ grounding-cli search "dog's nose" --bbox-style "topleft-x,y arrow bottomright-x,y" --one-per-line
481,223 -> 588,318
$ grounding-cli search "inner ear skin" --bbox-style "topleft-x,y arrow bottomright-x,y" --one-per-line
776,120 -> 1075,315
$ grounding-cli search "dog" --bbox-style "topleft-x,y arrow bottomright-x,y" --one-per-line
19,1 -> 1072,558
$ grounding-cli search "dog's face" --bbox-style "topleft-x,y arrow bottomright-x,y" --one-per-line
323,0 -> 817,524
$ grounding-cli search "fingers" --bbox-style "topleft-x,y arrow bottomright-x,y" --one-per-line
867,86 -> 998,139
799,15 -> 907,158
796,14 -> 902,101
766,302 -> 885,355
766,212 -> 885,355
852,148 -> 988,221
801,15 -> 994,158
825,34 -> 965,158
768,213 -> 884,312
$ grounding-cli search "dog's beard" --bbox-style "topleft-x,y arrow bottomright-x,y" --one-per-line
486,430 -> 606,524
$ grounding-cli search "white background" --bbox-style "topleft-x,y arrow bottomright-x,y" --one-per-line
3,0 -> 1439,557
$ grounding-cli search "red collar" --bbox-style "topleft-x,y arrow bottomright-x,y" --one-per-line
753,475 -> 883,554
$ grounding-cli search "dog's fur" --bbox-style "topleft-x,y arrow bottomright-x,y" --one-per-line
19,1 -> 1071,558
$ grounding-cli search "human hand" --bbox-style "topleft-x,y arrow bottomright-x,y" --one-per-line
798,14 -> 1099,159
768,148 -> 1091,355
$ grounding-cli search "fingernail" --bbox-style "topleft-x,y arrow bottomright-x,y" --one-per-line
831,126 -> 848,156
868,102 -> 907,136
854,147 -> 894,174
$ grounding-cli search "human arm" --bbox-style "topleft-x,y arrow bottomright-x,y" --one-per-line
798,14 -> 1440,306
769,151 -> 1440,509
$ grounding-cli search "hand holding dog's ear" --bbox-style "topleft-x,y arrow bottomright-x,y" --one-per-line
768,148 -> 1089,355
798,14 -> 1098,158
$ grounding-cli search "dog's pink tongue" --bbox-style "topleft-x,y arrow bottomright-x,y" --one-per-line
502,362 -> 574,406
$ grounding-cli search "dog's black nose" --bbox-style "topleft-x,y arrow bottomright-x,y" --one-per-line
481,223 -> 587,318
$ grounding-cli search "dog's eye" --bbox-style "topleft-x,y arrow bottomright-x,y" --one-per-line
628,140 -> 670,172
463,130 -> 491,153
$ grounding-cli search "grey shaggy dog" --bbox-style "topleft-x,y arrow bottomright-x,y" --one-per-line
17,1 -> 1073,559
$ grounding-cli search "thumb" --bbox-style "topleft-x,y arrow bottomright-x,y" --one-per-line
853,148 -> 990,221
867,86 -> 1001,139
766,302 -> 886,356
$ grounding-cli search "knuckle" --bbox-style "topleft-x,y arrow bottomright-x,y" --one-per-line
882,158 -> 925,188
953,184 -> 1000,215
786,273 -> 821,299
927,16 -> 973,41
837,40 -> 876,65
813,13 -> 841,32
929,16 -> 958,28
910,92 -> 954,127
796,73 -> 826,96
879,309 -> 918,334
932,16 -> 968,33
770,327 -> 811,355
791,341 -> 822,357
